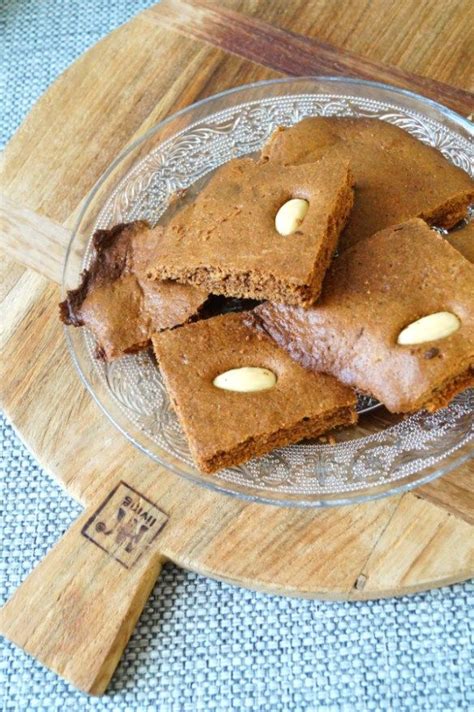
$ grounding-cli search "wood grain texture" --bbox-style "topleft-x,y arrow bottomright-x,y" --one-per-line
149,0 -> 474,115
416,470 -> 474,525
1,0 -> 472,599
359,495 -> 474,592
0,193 -> 73,282
1,22 -> 280,226
1,264 -> 471,601
0,0 -> 473,694
216,0 -> 474,90
0,496 -> 166,695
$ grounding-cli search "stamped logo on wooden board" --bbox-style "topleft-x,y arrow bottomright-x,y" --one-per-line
81,481 -> 168,568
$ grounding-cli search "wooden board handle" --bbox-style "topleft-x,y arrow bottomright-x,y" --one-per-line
0,481 -> 168,694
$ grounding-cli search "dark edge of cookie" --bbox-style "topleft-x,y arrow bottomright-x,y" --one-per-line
59,221 -> 150,326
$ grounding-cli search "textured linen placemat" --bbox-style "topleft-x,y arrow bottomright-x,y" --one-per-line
1,2 -> 473,710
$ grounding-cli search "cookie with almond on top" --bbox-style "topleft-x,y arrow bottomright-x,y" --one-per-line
248,219 -> 474,413
152,312 -> 357,473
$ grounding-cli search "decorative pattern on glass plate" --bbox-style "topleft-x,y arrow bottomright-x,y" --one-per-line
74,87 -> 473,502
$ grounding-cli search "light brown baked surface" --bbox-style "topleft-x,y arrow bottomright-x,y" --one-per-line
262,117 -> 474,250
60,221 -> 208,360
248,219 -> 474,413
147,154 -> 354,307
446,221 -> 474,263
152,312 -> 357,473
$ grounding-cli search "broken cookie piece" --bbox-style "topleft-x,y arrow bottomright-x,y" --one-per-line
146,155 -> 354,307
248,219 -> 474,413
262,117 -> 474,250
152,312 -> 357,473
60,221 -> 208,360
446,221 -> 474,263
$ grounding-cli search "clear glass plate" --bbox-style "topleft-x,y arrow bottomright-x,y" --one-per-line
63,77 -> 473,507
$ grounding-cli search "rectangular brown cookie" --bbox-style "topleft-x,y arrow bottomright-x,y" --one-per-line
262,117 -> 474,251
248,219 -> 474,413
147,154 -> 354,307
60,221 -> 208,360
152,312 -> 357,473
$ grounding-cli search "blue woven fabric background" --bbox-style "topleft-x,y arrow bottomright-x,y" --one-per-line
1,2 -> 473,710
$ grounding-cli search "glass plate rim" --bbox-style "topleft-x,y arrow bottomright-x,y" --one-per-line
62,75 -> 474,509
62,74 -> 474,277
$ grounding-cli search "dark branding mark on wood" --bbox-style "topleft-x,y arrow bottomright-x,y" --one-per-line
81,481 -> 168,568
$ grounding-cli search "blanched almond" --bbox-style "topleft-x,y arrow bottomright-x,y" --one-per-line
397,311 -> 460,345
213,367 -> 277,392
275,199 -> 309,236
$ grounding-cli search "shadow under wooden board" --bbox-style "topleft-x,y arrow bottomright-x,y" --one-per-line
0,0 -> 473,696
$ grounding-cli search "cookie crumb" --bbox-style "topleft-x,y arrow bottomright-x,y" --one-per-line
424,347 -> 440,359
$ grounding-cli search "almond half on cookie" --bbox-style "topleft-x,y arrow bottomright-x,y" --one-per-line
152,312 -> 357,473
262,117 -> 474,251
248,219 -> 474,413
146,155 -> 354,308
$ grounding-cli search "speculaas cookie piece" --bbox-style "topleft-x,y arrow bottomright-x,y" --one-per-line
152,312 -> 357,473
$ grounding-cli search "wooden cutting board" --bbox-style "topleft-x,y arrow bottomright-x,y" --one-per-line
1,0 -> 473,695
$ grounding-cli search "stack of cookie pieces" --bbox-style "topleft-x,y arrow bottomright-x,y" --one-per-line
61,118 -> 474,473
